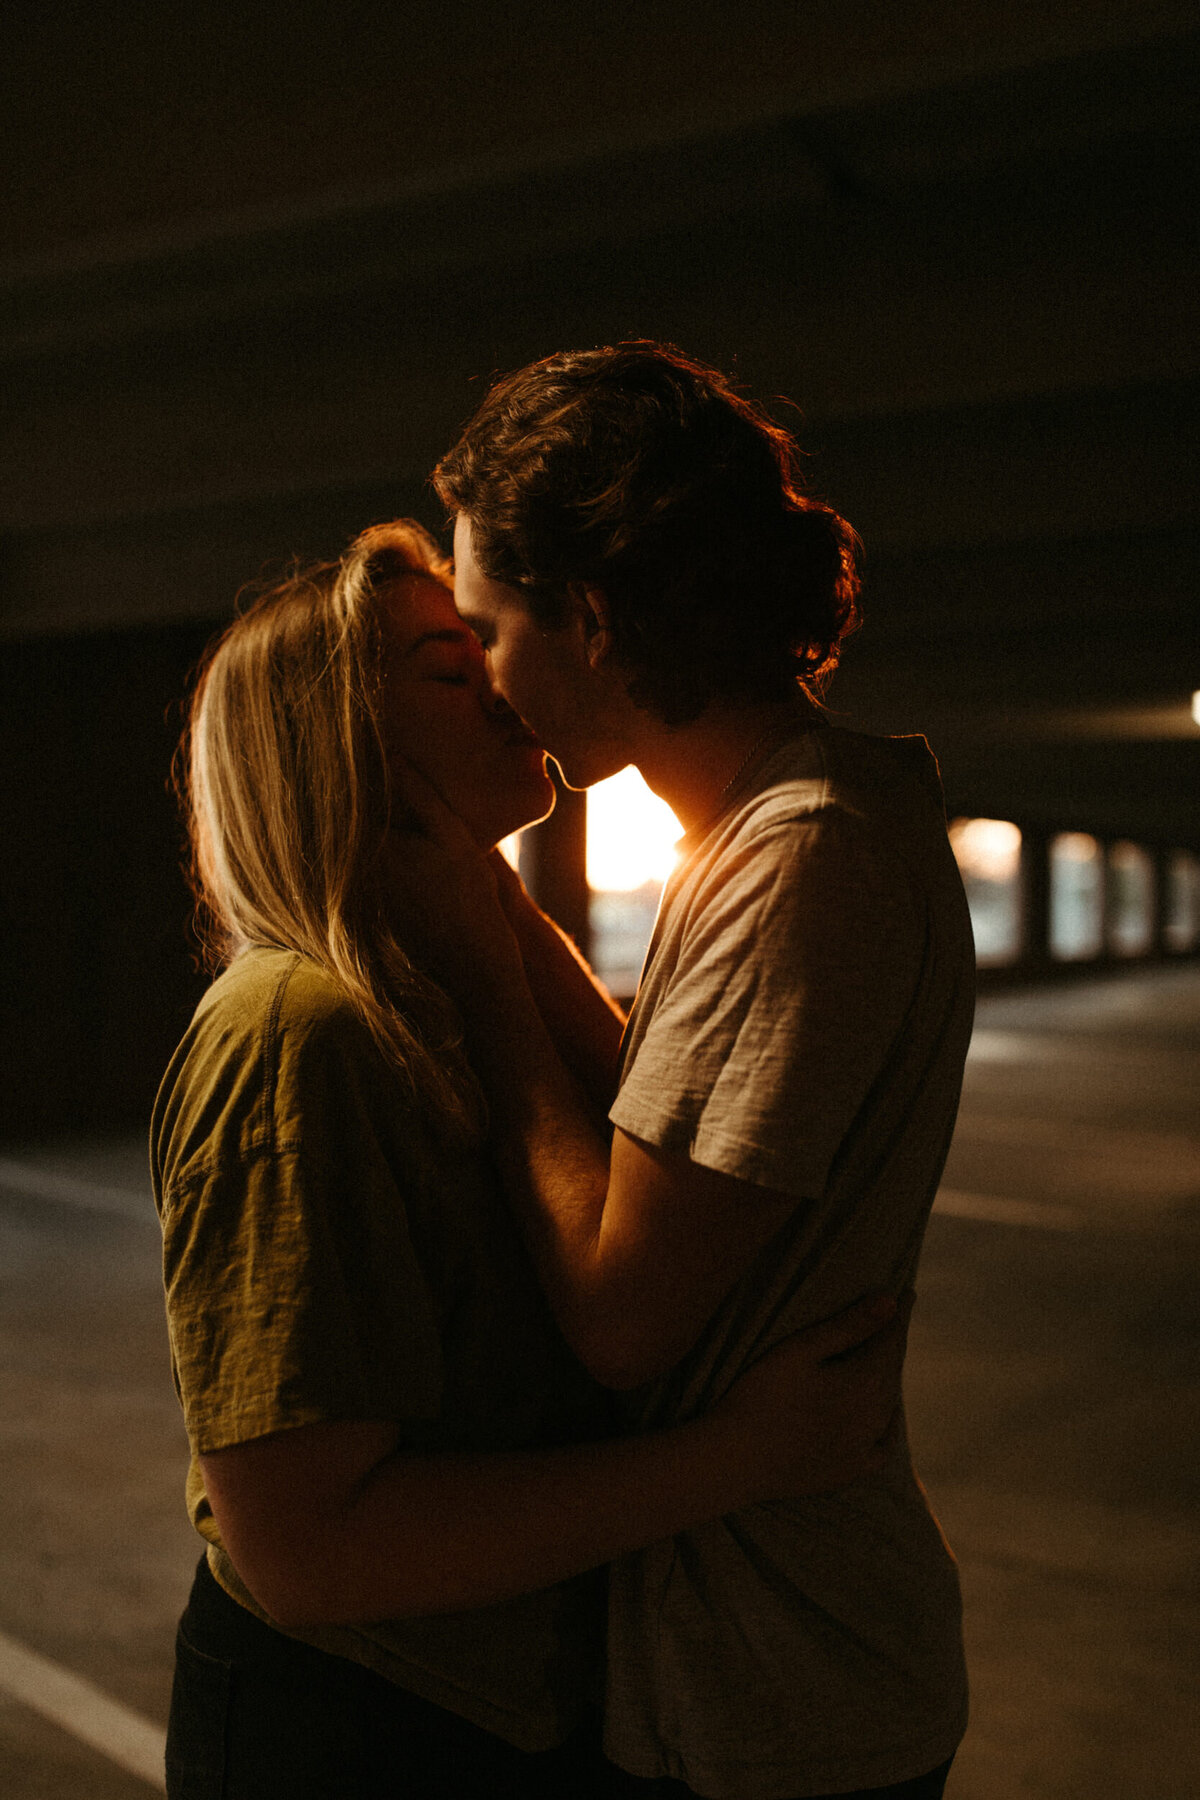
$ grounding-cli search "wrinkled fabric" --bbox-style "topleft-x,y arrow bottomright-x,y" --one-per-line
153,947 -> 609,1750
605,726 -> 974,1798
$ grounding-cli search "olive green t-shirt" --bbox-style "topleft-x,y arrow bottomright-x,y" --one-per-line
604,725 -> 974,1797
151,947 -> 609,1750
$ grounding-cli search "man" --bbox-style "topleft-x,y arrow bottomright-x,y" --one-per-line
414,342 -> 974,1800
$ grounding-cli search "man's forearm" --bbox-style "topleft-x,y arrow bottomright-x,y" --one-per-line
204,1405 -> 759,1632
309,1413 -> 752,1624
206,1285 -> 908,1632
459,960 -> 627,1378
493,861 -> 625,1109
460,956 -> 795,1389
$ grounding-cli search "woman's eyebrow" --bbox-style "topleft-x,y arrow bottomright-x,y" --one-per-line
403,627 -> 476,657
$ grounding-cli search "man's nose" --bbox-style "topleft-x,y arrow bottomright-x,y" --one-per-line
485,681 -> 517,720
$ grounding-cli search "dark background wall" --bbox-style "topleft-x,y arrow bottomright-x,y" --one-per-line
2,1 -> 1198,1135
0,625 -> 213,1131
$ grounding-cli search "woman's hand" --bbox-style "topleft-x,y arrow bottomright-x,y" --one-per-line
711,1291 -> 915,1501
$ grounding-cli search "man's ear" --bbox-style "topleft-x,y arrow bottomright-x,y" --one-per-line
571,584 -> 613,669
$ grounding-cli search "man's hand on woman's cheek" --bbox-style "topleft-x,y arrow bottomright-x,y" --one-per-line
383,766 -> 523,996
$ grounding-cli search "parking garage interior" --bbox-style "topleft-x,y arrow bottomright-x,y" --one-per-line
1,5 -> 1198,1796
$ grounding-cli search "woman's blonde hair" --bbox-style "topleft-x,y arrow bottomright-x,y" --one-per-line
181,517 -> 482,1136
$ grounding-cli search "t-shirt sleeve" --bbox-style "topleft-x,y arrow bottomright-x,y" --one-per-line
610,811 -> 927,1198
160,1005 -> 445,1454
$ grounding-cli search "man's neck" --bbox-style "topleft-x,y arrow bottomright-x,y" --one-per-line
629,696 -> 816,834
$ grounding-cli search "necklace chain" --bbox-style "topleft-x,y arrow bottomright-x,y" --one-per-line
716,724 -> 782,806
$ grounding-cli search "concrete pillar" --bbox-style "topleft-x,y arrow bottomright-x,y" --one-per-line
518,769 -> 591,957
1019,824 -> 1052,971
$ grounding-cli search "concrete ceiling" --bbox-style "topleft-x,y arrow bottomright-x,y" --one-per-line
2,1 -> 1198,843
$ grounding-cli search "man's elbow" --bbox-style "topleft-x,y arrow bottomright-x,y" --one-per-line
225,1529 -> 473,1628
212,1512 -> 367,1631
223,1545 -> 334,1633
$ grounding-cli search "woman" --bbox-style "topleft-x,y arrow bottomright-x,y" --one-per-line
152,518 -> 908,1800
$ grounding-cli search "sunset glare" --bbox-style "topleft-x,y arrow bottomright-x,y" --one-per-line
586,766 -> 683,892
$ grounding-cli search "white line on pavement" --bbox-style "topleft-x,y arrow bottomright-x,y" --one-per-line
0,1158 -> 151,1221
933,1188 -> 1087,1230
0,1627 -> 166,1790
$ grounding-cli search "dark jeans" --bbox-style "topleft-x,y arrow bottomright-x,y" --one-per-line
167,1555 -> 954,1800
166,1555 -> 615,1799
608,1760 -> 954,1799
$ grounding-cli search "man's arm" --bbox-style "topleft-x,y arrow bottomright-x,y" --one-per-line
198,1291 -> 908,1630
389,777 -> 904,1390
489,850 -> 625,1111
454,948 -> 798,1387
395,822 -> 794,1386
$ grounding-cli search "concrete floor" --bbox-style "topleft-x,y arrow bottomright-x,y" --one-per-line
0,964 -> 1198,1797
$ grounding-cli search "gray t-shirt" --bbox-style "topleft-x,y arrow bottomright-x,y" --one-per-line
604,723 -> 975,1798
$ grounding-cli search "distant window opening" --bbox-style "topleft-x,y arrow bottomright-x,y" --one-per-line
1165,850 -> 1200,952
1049,832 -> 1104,960
586,767 -> 683,997
949,818 -> 1023,965
1106,842 -> 1155,957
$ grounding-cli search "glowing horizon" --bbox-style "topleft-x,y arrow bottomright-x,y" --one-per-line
586,766 -> 683,893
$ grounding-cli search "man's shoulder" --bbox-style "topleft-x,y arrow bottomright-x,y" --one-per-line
702,729 -> 947,888
750,724 -> 941,822
649,724 -> 960,971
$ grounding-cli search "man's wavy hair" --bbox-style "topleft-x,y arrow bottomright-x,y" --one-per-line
433,341 -> 861,726
178,518 -> 483,1141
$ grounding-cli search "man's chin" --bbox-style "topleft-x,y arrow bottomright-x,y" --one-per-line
482,786 -> 557,851
547,752 -> 591,791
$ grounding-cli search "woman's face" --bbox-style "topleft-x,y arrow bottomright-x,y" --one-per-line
380,575 -> 555,846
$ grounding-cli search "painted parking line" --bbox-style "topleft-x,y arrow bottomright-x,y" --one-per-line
0,1627 -> 166,1790
933,1188 -> 1087,1230
0,1158 -> 151,1221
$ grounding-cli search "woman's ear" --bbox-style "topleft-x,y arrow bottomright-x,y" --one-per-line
570,584 -> 613,669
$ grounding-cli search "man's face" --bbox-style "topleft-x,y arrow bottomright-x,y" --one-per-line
452,514 -> 629,789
